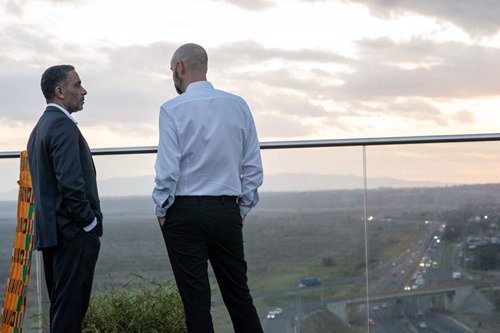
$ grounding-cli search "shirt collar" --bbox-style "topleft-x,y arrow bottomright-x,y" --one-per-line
47,103 -> 78,125
186,81 -> 213,92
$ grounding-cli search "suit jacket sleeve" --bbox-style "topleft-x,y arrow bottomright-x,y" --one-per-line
50,116 -> 96,228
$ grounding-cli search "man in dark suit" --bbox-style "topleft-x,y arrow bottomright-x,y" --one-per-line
27,65 -> 102,333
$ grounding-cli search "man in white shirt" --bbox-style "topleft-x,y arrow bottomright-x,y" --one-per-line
153,43 -> 264,333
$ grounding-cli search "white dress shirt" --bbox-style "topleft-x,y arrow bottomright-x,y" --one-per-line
152,81 -> 263,219
47,103 -> 97,232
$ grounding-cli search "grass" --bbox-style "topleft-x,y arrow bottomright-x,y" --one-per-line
82,274 -> 186,333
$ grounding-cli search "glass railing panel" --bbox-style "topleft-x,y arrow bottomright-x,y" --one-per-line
0,158 -> 22,202
246,147 -> 366,333
91,154 -> 172,288
363,142 -> 500,333
2,138 -> 499,332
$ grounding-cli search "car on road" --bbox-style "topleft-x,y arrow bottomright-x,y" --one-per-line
373,304 -> 380,311
297,277 -> 321,288
418,321 -> 428,328
266,307 -> 283,319
381,302 -> 388,309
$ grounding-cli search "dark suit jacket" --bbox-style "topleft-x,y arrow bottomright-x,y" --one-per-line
27,106 -> 103,249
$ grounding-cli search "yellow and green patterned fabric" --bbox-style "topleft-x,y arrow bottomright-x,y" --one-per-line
1,151 -> 35,333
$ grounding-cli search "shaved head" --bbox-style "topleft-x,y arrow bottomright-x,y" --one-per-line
170,43 -> 209,94
171,43 -> 208,72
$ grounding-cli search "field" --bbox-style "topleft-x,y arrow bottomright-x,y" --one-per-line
2,184 -> 500,331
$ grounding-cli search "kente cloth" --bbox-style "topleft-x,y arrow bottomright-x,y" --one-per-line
1,151 -> 35,333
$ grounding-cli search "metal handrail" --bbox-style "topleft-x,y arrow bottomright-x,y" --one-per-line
2,132 -> 500,158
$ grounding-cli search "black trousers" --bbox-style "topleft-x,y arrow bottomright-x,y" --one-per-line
42,229 -> 100,333
161,196 -> 263,333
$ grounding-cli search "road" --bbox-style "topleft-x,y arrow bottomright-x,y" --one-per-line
218,220 -> 495,332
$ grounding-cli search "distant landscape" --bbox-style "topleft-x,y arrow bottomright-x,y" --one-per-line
0,173 -> 456,201
1,184 -> 500,332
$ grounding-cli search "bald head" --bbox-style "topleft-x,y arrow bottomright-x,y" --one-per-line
171,43 -> 208,94
172,43 -> 208,71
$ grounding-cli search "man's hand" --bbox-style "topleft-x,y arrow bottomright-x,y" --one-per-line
157,216 -> 167,227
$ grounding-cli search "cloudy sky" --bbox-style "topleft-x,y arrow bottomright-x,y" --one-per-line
1,0 -> 500,194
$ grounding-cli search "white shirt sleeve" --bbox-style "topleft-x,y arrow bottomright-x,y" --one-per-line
152,108 -> 180,217
238,111 -> 263,219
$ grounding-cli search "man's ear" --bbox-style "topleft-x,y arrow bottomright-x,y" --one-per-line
177,60 -> 185,75
54,86 -> 65,99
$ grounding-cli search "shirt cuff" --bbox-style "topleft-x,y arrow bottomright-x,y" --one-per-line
155,206 -> 167,217
240,206 -> 252,220
83,218 -> 97,232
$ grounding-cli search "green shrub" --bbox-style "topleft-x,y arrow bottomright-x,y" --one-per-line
82,275 -> 186,333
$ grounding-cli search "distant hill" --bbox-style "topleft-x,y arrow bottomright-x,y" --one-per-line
259,173 -> 452,192
0,189 -> 17,202
94,173 -> 453,197
2,183 -> 500,221
0,173 -> 456,200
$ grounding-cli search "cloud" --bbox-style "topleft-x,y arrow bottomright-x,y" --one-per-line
254,113 -> 312,138
2,0 -> 83,16
4,0 -> 25,15
0,26 -> 176,126
0,69 -> 43,121
342,0 -> 500,37
337,37 -> 500,99
79,41 -> 179,128
0,21 -> 492,144
212,0 -> 276,10
208,37 -> 485,132
363,98 -> 450,126
451,110 -> 476,124
206,38 -> 487,132
210,40 -> 351,66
